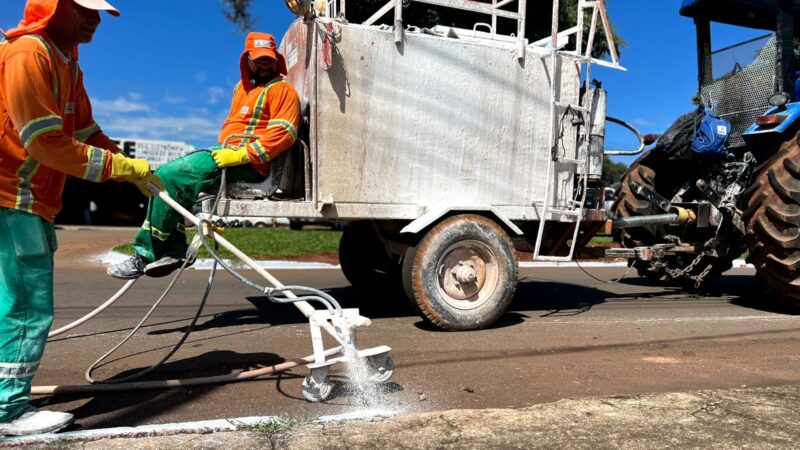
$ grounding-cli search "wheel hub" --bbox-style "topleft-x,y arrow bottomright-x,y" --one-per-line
454,263 -> 478,284
436,240 -> 499,309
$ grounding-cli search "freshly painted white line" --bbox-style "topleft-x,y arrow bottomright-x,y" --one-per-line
539,315 -> 800,325
0,410 -> 398,446
520,261 -> 629,268
192,259 -> 341,270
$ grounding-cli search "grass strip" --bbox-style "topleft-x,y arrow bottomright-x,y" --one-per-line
113,228 -> 342,260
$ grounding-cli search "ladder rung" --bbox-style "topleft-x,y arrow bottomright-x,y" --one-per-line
548,208 -> 582,217
533,255 -> 574,263
554,102 -> 589,113
555,157 -> 584,165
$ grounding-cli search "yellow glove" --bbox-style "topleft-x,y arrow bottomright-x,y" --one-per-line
212,148 -> 251,168
109,152 -> 164,197
110,152 -> 151,180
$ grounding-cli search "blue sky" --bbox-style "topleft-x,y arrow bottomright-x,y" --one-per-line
2,0 -> 764,165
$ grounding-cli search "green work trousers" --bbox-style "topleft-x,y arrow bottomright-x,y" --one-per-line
133,150 -> 263,262
0,208 -> 57,421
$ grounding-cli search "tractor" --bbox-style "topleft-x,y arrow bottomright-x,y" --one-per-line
611,0 -> 800,306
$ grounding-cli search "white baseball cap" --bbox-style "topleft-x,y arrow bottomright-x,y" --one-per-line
73,0 -> 120,17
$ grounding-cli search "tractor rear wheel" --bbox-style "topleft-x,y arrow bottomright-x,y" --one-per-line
339,221 -> 399,291
743,137 -> 800,306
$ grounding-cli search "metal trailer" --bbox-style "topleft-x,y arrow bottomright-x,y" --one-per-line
218,0 -> 635,330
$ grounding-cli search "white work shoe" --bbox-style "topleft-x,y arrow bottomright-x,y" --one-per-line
0,406 -> 74,436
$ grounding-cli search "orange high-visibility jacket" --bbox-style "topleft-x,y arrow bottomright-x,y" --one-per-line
0,32 -> 120,222
217,78 -> 301,177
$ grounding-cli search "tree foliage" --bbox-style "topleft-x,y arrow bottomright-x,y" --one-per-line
602,155 -> 628,187
224,0 -> 625,57
220,0 -> 255,31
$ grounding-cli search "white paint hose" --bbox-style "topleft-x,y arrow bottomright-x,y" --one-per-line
34,183 -> 349,396
34,182 -> 369,398
48,279 -> 138,338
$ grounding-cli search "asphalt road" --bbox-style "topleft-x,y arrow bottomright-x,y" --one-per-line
33,228 -> 800,432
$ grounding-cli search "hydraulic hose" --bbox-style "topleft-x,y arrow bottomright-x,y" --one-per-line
84,254 -> 217,384
194,219 -> 341,315
35,174 -> 354,396
48,279 -> 137,338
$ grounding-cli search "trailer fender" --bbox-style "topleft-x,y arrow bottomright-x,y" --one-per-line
400,206 -> 524,236
743,103 -> 800,140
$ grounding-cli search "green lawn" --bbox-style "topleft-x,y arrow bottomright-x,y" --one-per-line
113,227 -> 618,260
113,228 -> 343,260
588,235 -> 614,245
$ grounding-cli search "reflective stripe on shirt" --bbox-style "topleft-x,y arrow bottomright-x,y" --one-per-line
251,140 -> 269,164
75,122 -> 100,142
18,35 -> 59,103
244,88 -> 269,136
19,115 -> 63,148
14,157 -> 41,213
83,146 -> 107,182
267,119 -> 297,141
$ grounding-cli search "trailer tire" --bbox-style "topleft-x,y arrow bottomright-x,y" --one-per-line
405,215 -> 518,331
339,221 -> 398,291
743,139 -> 800,307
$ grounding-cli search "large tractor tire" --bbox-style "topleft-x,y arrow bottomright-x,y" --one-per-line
743,139 -> 800,306
613,151 -> 736,283
339,221 -> 399,291
613,151 -> 668,249
402,214 -> 518,331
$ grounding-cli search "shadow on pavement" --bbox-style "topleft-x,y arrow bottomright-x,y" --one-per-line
140,273 -> 793,338
33,350 -> 293,430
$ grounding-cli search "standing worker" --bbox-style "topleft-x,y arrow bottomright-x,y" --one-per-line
108,32 -> 301,279
0,0 -> 159,435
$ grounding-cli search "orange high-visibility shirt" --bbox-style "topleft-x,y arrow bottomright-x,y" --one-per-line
0,32 -> 120,222
217,78 -> 301,177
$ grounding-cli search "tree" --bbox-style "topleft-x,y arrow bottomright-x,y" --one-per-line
220,0 -> 255,31
601,155 -> 627,187
224,0 -> 625,57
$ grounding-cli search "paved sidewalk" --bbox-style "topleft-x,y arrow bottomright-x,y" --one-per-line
10,385 -> 800,449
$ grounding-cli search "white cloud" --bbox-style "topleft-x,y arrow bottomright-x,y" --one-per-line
128,92 -> 142,101
195,71 -> 208,83
92,97 -> 151,115
188,107 -> 211,115
98,115 -> 220,143
633,118 -> 657,127
206,86 -> 227,105
164,95 -> 187,104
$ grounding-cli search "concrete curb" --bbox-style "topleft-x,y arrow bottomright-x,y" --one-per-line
0,410 -> 395,447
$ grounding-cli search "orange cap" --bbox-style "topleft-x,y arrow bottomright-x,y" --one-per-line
239,32 -> 288,89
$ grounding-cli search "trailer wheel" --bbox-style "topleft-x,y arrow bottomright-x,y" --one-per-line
339,221 -> 398,290
743,139 -> 800,307
404,215 -> 518,331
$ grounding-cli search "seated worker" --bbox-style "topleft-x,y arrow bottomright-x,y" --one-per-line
108,32 -> 301,279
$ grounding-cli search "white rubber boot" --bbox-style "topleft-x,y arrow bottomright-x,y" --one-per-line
0,406 -> 74,436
